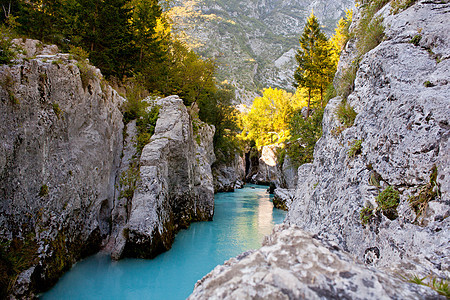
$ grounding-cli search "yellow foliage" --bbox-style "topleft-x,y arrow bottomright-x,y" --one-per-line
329,9 -> 353,65
241,87 -> 304,148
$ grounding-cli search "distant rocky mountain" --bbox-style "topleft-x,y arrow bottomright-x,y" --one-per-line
172,0 -> 355,104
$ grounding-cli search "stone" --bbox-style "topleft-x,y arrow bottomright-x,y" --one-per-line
246,144 -> 298,190
114,96 -> 216,259
287,0 -> 450,278
0,39 -> 124,297
273,188 -> 295,211
189,225 -> 443,299
251,144 -> 281,186
212,154 -> 246,193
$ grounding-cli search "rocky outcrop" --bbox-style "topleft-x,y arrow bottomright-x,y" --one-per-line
250,144 -> 281,186
189,1 -> 448,298
212,154 -> 245,193
247,144 -> 298,190
189,225 -> 442,299
287,0 -> 449,278
0,39 -> 124,297
273,188 -> 294,211
112,96 -> 216,259
0,40 -> 217,297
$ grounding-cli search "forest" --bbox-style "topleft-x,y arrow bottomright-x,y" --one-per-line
0,0 -> 352,166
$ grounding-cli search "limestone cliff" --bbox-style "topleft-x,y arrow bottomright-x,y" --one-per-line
112,96 -> 216,259
287,0 -> 449,277
212,154 -> 245,193
190,0 -> 449,298
0,39 -> 124,297
173,0 -> 354,104
247,144 -> 298,190
0,41 -> 216,297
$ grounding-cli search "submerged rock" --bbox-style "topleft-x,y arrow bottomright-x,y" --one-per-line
189,225 -> 442,299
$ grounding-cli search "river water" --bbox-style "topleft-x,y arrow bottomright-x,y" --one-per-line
42,184 -> 286,299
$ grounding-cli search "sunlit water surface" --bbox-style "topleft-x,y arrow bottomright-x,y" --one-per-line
42,184 -> 286,300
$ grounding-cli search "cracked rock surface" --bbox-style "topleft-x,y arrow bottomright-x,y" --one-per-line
189,225 -> 443,299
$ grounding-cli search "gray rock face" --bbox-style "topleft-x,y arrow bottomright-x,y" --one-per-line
189,225 -> 442,299
287,0 -> 449,277
212,154 -> 245,193
249,144 -> 298,190
1,40 -> 217,296
0,39 -> 124,296
273,188 -> 294,211
280,153 -> 298,189
251,144 -> 281,185
114,96 -> 216,259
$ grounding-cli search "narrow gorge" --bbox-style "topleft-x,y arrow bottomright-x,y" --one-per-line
0,0 -> 449,299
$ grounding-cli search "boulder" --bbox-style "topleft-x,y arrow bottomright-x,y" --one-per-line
212,154 -> 245,193
189,225 -> 443,299
273,188 -> 294,211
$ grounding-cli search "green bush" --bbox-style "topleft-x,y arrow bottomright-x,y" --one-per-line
376,186 -> 400,220
286,108 -> 324,167
39,184 -> 49,197
407,275 -> 449,298
52,103 -> 62,118
0,17 -> 17,65
337,64 -> 358,99
410,35 -> 422,46
135,106 -> 160,154
76,63 -> 97,89
391,0 -> 418,14
119,163 -> 140,202
336,1 -> 386,99
0,234 -> 38,298
423,81 -> 434,88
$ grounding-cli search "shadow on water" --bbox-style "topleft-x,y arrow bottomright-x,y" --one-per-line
42,184 -> 286,300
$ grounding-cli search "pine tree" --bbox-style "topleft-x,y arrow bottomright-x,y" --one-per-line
294,13 -> 335,117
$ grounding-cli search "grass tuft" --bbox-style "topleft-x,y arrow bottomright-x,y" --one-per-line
348,139 -> 363,158
335,100 -> 357,128
376,186 -> 400,220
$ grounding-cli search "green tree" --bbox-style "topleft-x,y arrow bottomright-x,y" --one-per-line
286,107 -> 324,166
89,0 -> 135,78
294,13 -> 335,116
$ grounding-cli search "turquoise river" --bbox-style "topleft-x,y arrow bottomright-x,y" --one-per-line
42,184 -> 286,299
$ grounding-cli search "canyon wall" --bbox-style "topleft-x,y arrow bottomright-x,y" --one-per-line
0,41 -> 216,297
190,0 -> 449,298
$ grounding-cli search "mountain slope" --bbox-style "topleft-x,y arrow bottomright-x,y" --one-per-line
173,0 -> 354,104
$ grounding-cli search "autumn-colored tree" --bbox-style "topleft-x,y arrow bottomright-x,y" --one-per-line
241,88 -> 306,148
